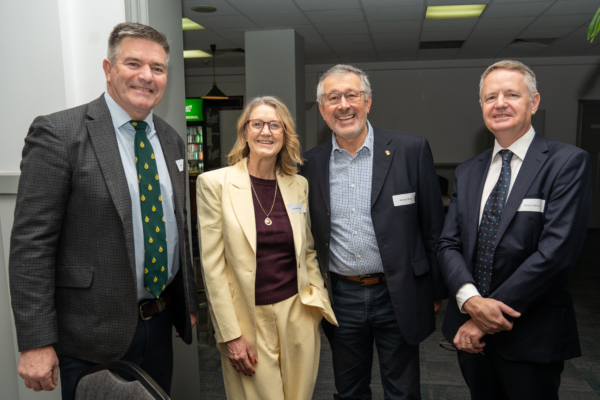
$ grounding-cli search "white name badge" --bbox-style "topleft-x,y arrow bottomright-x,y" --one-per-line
287,203 -> 306,214
517,198 -> 545,213
176,159 -> 184,172
393,192 -> 415,207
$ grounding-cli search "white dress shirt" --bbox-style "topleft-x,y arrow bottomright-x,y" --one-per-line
456,126 -> 536,312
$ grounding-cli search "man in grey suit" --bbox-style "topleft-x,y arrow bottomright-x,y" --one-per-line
9,22 -> 198,399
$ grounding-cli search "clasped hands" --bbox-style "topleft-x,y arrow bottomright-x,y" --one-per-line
454,296 -> 521,354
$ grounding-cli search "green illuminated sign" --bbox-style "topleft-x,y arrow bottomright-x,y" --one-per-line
185,98 -> 203,121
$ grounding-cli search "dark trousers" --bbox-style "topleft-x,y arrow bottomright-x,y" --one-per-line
457,340 -> 564,400
324,274 -> 421,400
58,305 -> 173,400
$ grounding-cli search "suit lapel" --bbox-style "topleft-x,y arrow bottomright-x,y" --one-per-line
315,141 -> 332,213
467,150 -> 493,263
228,159 -> 257,253
495,135 -> 548,245
278,174 -> 302,263
371,128 -> 394,207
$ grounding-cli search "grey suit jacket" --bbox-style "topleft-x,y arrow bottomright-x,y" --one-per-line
9,95 -> 199,363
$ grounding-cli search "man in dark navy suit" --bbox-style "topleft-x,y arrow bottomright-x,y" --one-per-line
437,60 -> 592,400
301,64 -> 446,399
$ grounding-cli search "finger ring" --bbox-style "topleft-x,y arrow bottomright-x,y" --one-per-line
466,341 -> 472,344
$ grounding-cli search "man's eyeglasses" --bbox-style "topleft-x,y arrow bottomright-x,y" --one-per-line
246,119 -> 284,134
321,91 -> 365,106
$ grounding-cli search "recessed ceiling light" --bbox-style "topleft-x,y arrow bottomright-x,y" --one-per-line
426,5 -> 486,19
182,18 -> 205,31
191,5 -> 217,13
184,50 -> 212,58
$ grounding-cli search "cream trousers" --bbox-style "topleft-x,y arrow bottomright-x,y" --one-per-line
220,294 -> 323,400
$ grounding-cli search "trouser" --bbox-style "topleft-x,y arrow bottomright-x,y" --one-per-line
457,340 -> 564,400
220,293 -> 322,400
324,273 -> 421,400
58,305 -> 173,400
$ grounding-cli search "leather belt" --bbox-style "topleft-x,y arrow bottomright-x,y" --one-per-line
331,272 -> 386,286
138,293 -> 172,321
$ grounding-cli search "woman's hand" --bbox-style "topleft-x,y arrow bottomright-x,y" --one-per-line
226,335 -> 257,376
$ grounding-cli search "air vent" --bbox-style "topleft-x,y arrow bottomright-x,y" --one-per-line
419,40 -> 464,49
508,38 -> 558,48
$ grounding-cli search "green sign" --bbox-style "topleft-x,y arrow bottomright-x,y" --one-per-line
185,98 -> 203,121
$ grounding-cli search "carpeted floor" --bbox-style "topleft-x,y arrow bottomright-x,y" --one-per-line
195,229 -> 600,399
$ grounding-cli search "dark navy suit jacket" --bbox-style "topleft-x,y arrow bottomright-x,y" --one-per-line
301,126 -> 447,346
437,134 -> 592,363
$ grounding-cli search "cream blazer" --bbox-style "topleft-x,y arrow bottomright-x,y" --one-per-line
197,158 -> 337,355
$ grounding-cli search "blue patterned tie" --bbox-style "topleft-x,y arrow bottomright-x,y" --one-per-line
474,150 -> 514,296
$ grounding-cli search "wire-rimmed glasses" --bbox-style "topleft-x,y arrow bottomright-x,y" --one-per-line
321,91 -> 365,106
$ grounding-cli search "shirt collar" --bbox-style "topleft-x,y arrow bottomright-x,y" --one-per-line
104,92 -> 155,137
331,120 -> 374,155
491,125 -> 535,162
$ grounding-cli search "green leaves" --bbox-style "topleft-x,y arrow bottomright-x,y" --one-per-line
587,7 -> 600,42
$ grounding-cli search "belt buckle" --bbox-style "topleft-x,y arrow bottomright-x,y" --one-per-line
139,300 -> 153,321
359,274 -> 375,286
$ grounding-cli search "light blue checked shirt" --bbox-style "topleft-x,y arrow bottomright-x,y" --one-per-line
329,121 -> 384,276
105,92 -> 180,301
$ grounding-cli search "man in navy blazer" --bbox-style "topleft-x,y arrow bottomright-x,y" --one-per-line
437,60 -> 592,400
301,64 -> 446,399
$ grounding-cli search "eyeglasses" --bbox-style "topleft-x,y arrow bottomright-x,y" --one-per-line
321,91 -> 365,106
246,119 -> 284,134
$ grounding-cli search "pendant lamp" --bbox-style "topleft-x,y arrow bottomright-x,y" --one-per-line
202,44 -> 228,100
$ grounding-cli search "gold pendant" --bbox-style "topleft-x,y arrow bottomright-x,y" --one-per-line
265,217 -> 272,226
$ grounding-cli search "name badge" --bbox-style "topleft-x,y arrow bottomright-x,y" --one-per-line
287,203 -> 306,214
176,159 -> 184,172
393,192 -> 415,206
517,198 -> 545,213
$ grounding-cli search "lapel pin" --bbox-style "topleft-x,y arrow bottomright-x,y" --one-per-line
385,150 -> 390,156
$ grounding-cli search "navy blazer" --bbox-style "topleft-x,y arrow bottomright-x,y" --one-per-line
437,134 -> 592,363
301,126 -> 447,346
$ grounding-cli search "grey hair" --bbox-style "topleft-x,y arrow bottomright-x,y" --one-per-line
107,22 -> 171,68
479,60 -> 537,103
316,64 -> 372,105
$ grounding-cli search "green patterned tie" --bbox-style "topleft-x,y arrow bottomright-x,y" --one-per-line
131,120 -> 168,299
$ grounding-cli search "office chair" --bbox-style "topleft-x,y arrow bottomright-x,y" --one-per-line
74,360 -> 170,400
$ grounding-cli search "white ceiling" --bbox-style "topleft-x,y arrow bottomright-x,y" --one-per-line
182,0 -> 600,69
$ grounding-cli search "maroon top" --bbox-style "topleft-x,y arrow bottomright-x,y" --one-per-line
250,175 -> 298,305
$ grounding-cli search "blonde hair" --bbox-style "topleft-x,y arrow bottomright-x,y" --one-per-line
227,96 -> 303,176
480,60 -> 537,103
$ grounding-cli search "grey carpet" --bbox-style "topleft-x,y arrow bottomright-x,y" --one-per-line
195,229 -> 600,399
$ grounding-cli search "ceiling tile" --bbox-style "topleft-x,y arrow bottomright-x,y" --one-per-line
182,0 -> 240,16
567,25 -> 592,38
324,34 -> 372,45
417,48 -> 461,60
377,50 -> 419,61
493,0 -> 556,3
305,9 -> 364,24
580,45 -> 600,56
247,12 -> 310,27
531,15 -> 592,29
369,21 -> 422,34
373,31 -> 420,43
375,40 -> 419,51
476,17 -> 536,31
427,0 -> 490,4
226,0 -> 299,14
275,25 -> 322,37
314,22 -> 370,35
190,15 -> 259,29
364,6 -> 424,22
361,0 -> 424,7
519,27 -> 576,39
420,30 -> 471,41
538,45 -> 590,56
457,48 -> 503,59
330,42 -> 375,52
422,19 -> 478,32
543,1 -> 600,16
554,36 -> 596,47
294,0 -> 360,11
496,47 -> 546,57
462,36 -> 514,48
482,2 -> 552,18
468,29 -> 519,40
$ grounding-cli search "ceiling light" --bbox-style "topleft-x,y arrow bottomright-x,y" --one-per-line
184,50 -> 212,58
182,18 -> 205,30
191,6 -> 217,13
202,45 -> 228,100
426,5 -> 486,19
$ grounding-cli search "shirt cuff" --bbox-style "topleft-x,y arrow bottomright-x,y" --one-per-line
456,283 -> 480,314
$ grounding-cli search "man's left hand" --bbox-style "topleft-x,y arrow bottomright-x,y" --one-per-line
175,312 -> 198,338
454,319 -> 486,354
434,300 -> 443,318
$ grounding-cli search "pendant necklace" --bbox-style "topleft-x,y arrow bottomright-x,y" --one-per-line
250,178 -> 278,226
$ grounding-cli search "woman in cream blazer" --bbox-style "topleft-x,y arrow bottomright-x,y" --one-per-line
197,96 -> 337,400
